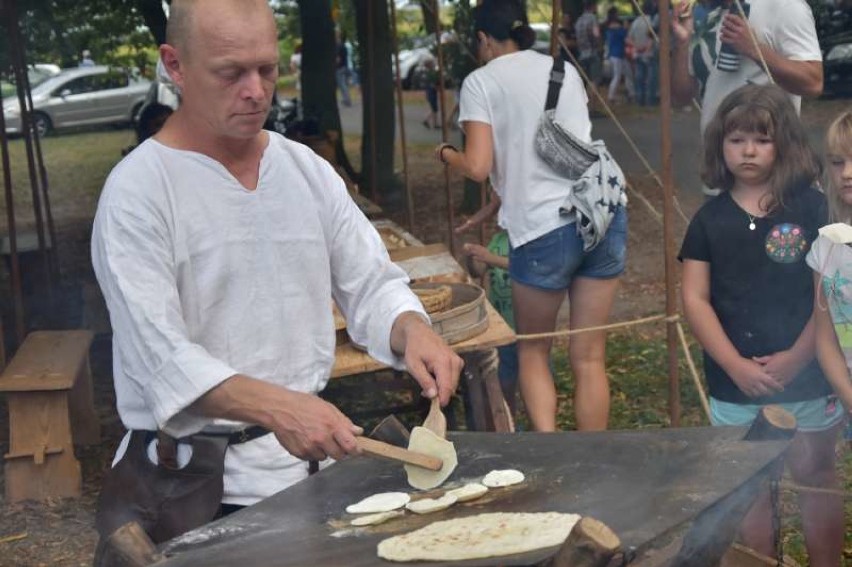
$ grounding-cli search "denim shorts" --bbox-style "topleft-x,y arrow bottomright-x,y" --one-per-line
710,396 -> 845,433
508,206 -> 627,291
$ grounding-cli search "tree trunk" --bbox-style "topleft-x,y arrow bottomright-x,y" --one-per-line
297,0 -> 358,182
353,0 -> 399,205
136,0 -> 169,46
419,0 -> 438,35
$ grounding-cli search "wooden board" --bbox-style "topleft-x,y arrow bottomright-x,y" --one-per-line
0,330 -> 93,392
331,300 -> 515,378
156,427 -> 790,567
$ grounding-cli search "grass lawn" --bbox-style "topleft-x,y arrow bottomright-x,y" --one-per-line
0,128 -> 132,230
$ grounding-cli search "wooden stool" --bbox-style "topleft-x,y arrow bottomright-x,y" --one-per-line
1,330 -> 99,502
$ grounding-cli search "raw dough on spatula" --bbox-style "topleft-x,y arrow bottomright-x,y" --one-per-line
346,492 -> 410,514
406,494 -> 457,515
377,512 -> 581,562
446,482 -> 488,502
404,426 -> 458,490
482,469 -> 524,488
351,510 -> 405,526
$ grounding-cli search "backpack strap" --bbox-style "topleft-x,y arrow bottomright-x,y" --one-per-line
545,55 -> 565,111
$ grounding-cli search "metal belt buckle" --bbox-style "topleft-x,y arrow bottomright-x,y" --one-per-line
237,428 -> 250,443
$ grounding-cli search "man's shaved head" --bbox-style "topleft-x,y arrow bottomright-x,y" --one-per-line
165,0 -> 274,54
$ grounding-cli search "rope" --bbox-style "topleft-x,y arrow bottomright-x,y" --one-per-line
559,42 -> 692,226
626,180 -> 663,225
779,481 -> 852,499
676,321 -> 711,421
514,313 -> 676,341
732,0 -> 775,84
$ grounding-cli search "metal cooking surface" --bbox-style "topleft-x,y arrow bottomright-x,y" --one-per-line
157,427 -> 787,567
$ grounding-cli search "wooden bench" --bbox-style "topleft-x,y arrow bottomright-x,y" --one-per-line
0,330 -> 99,502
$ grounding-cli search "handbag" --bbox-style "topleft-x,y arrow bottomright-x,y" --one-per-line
533,56 -> 598,180
94,426 -> 271,548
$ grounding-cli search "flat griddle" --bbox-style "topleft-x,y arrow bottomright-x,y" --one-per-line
156,426 -> 789,567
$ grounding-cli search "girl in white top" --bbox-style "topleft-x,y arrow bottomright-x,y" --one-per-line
810,110 -> 852,416
438,0 -> 627,432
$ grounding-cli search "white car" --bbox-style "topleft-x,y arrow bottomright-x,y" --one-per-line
2,65 -> 150,137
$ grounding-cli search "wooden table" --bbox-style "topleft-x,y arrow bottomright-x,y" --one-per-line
156,426 -> 791,567
332,241 -> 516,432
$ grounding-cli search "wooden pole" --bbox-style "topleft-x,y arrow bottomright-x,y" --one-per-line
550,0 -> 560,56
0,94 -> 26,346
23,61 -> 58,283
6,0 -> 54,309
0,2 -> 26,345
388,0 -> 415,233
432,0 -> 456,256
657,0 -> 680,427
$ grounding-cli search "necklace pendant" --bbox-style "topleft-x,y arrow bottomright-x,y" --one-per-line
749,222 -> 756,231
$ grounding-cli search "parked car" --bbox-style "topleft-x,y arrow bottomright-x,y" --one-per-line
2,65 -> 150,137
824,41 -> 852,97
0,64 -> 60,99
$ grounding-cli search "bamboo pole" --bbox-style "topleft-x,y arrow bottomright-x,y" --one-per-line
388,0 -> 415,233
432,0 -> 456,256
658,0 -> 680,427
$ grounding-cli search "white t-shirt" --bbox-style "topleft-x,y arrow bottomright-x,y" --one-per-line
806,233 -> 852,372
92,132 -> 425,505
459,49 -> 592,247
699,0 -> 822,133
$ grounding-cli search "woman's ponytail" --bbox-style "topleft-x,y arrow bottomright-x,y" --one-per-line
474,0 -> 535,50
508,20 -> 536,50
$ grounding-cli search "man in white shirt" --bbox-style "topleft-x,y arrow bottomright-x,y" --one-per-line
671,0 -> 823,196
92,0 -> 462,537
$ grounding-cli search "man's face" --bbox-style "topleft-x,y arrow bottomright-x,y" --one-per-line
165,3 -> 279,141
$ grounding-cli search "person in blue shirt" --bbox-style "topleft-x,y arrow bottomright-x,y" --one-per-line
604,8 -> 634,103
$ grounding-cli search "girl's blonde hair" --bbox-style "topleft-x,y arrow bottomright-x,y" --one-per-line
824,110 -> 852,223
702,84 -> 820,213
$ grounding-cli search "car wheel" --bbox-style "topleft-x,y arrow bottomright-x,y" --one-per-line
31,112 -> 51,137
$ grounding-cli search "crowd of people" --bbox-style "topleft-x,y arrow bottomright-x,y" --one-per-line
90,0 -> 849,565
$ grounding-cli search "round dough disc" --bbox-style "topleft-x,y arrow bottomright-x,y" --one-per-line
405,494 -> 458,515
377,512 -> 581,562
482,469 -> 524,488
404,427 -> 458,490
351,510 -> 405,527
445,482 -> 488,503
346,492 -> 411,514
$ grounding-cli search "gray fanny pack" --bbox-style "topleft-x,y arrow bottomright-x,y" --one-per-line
533,56 -> 598,180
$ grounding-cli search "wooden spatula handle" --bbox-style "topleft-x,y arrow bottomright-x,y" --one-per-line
356,437 -> 443,471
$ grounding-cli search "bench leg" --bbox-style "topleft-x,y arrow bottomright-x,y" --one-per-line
4,391 -> 82,502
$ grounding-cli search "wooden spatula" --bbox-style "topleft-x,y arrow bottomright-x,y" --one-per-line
422,397 -> 447,438
356,437 -> 443,471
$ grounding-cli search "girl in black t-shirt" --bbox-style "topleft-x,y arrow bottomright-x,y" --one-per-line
680,84 -> 843,565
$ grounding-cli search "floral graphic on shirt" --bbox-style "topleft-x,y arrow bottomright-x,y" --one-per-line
823,269 -> 852,347
765,223 -> 807,264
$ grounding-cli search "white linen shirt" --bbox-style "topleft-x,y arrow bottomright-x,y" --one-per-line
459,49 -> 592,248
91,132 -> 426,504
699,0 -> 822,134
